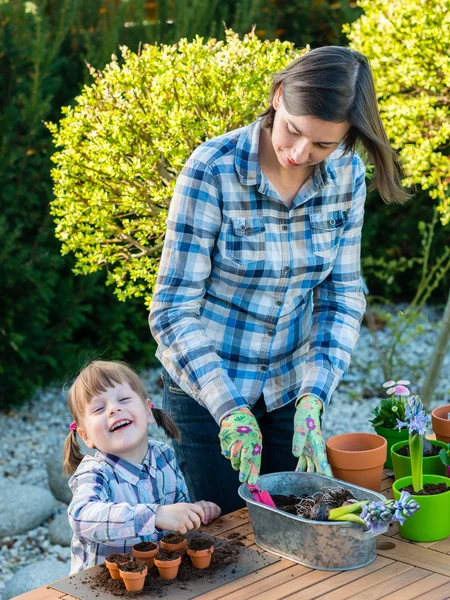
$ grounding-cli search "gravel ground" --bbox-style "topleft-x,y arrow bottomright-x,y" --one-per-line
1,304 -> 449,594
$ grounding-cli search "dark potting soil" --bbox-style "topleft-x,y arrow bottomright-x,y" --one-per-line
155,550 -> 181,561
90,539 -> 243,597
106,553 -> 130,565
161,532 -> 186,544
396,444 -> 441,457
188,536 -> 214,551
401,483 -> 450,496
119,558 -> 147,573
133,541 -> 157,552
271,494 -> 302,515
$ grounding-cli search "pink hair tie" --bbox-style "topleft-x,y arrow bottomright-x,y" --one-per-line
69,421 -> 78,432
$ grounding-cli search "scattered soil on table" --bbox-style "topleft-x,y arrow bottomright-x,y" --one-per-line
188,537 -> 214,551
161,533 -> 186,544
119,558 -> 147,573
89,539 -> 242,597
396,444 -> 441,457
106,553 -> 130,565
133,541 -> 157,552
400,483 -> 450,496
155,550 -> 181,561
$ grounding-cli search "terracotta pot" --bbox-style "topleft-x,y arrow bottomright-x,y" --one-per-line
160,538 -> 187,556
154,554 -> 182,580
132,542 -> 159,568
431,405 -> 450,444
119,565 -> 147,592
326,432 -> 387,492
187,545 -> 214,569
104,555 -> 129,580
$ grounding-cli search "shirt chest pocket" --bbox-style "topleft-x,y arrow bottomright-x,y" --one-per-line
225,217 -> 266,265
308,209 -> 348,258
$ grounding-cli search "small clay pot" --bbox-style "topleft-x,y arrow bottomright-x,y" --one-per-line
119,562 -> 148,592
154,552 -> 181,580
326,432 -> 387,492
160,534 -> 187,556
432,405 -> 450,444
187,545 -> 214,569
132,541 -> 159,568
104,554 -> 129,580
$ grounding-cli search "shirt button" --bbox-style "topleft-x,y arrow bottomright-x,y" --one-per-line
144,484 -> 149,490
261,365 -> 268,372
284,266 -> 290,273
329,218 -> 336,226
276,300 -> 282,307
268,330 -> 275,337
240,224 -> 246,231
116,530 -> 122,536
281,225 -> 288,231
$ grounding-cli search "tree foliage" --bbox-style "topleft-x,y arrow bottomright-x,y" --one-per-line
344,0 -> 450,224
49,32 -> 300,306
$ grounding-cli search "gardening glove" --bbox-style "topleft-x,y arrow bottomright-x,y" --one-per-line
292,395 -> 332,476
219,408 -> 262,485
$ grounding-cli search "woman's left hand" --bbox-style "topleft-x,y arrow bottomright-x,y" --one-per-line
292,395 -> 332,476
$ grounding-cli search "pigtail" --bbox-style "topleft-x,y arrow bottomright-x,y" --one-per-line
152,407 -> 181,442
63,429 -> 85,475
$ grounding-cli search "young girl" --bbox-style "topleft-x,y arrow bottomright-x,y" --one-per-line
64,359 -> 221,574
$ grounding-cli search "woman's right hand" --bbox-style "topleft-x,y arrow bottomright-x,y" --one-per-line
218,408 -> 262,484
155,502 -> 204,534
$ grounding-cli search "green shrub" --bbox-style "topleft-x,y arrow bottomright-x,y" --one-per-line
49,32 -> 300,307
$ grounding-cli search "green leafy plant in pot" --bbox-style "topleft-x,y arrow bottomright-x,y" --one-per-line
439,444 -> 450,478
369,380 -> 410,468
392,395 -> 450,541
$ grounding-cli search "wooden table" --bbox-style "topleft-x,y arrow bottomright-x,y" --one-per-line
13,470 -> 450,600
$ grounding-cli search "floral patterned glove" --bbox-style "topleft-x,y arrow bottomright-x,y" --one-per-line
292,395 -> 332,476
219,408 -> 262,484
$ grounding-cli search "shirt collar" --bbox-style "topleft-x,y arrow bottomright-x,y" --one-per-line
97,443 -> 156,485
235,118 -> 338,190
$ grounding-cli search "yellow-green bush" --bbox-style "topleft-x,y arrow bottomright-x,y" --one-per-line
49,32 -> 300,306
344,0 -> 450,225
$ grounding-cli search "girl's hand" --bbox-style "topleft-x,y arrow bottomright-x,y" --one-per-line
194,500 -> 221,524
155,502 -> 205,534
219,407 -> 262,484
292,395 -> 332,476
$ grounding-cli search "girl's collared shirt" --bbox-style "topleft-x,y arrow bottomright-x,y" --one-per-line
68,441 -> 189,574
149,119 -> 367,424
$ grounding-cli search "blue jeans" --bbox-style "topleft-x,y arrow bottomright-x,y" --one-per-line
161,368 -> 297,515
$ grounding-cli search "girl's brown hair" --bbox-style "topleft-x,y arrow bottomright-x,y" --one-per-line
63,360 -> 180,475
259,46 -> 410,204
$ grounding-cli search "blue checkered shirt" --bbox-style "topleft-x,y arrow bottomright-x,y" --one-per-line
68,441 -> 189,573
149,119 -> 367,424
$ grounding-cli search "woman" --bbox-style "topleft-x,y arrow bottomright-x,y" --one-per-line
149,46 -> 409,515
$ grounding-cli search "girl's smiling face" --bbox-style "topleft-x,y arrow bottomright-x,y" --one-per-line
270,87 -> 350,172
77,382 -> 154,463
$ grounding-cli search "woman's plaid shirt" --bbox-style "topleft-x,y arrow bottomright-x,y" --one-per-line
149,119 -> 367,424
68,441 -> 189,573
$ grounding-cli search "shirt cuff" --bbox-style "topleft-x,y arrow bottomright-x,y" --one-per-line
199,377 -> 249,425
297,366 -> 340,413
134,504 -> 158,536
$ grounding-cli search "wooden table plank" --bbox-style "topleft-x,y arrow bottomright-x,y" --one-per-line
382,573 -> 450,600
345,567 -> 432,600
195,559 -> 294,600
313,562 -> 414,600
427,537 -> 450,554
216,563 -> 312,600
247,569 -> 339,600
13,589 -> 66,600
376,535 -> 450,577
281,556 -> 393,600
419,582 -> 450,600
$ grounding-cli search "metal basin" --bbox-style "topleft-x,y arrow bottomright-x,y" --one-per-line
238,471 -> 388,571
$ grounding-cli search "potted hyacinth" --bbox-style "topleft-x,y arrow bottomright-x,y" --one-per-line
389,387 -> 448,480
392,395 -> 450,541
369,380 -> 411,468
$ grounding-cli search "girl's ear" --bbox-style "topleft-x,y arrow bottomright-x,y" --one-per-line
146,398 -> 155,425
77,427 -> 95,449
273,84 -> 283,110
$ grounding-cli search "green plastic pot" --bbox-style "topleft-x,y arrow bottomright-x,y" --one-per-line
392,474 -> 450,541
391,439 -> 448,480
373,426 -> 409,469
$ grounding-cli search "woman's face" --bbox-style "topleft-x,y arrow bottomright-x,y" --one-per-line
270,87 -> 350,171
